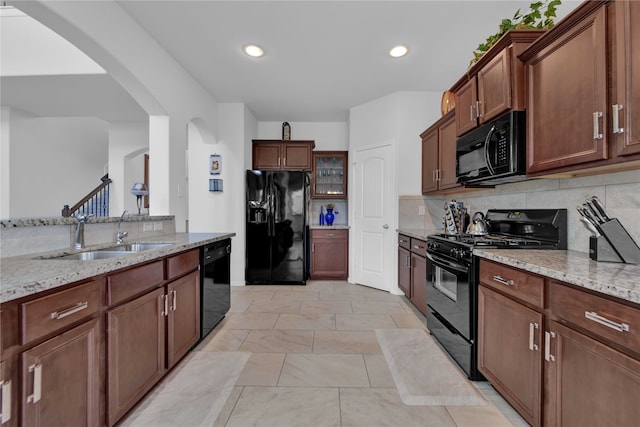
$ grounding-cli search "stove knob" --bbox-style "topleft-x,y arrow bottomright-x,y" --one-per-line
427,242 -> 439,250
450,248 -> 458,258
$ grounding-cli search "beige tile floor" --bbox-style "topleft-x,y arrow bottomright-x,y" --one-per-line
132,280 -> 529,426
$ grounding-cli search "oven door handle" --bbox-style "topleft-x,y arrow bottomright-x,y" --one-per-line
426,252 -> 469,273
483,124 -> 497,176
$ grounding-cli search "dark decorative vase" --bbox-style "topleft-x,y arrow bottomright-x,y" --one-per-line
325,208 -> 335,226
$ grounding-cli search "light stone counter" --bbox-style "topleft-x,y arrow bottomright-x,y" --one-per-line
474,249 -> 640,305
397,228 -> 441,241
0,232 -> 235,304
309,225 -> 350,230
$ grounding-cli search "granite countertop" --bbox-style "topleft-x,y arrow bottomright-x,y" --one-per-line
397,228 -> 441,240
474,249 -> 640,305
310,225 -> 350,230
0,232 -> 235,304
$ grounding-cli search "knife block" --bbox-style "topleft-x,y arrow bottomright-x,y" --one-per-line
589,218 -> 640,264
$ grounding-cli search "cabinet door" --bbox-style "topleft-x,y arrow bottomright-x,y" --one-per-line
544,320 -> 640,427
478,285 -> 542,426
21,319 -> 99,427
167,271 -> 200,368
310,231 -> 348,279
477,48 -> 512,124
410,252 -> 427,316
107,287 -> 165,426
455,78 -> 478,136
526,7 -> 608,174
252,143 -> 282,170
398,246 -> 411,298
312,151 -> 348,198
282,143 -> 312,170
0,359 -> 16,427
421,128 -> 438,194
613,0 -> 640,157
437,113 -> 460,190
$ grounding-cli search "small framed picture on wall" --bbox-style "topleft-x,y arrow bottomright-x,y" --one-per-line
210,154 -> 221,175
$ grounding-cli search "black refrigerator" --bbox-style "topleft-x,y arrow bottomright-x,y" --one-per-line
246,170 -> 308,285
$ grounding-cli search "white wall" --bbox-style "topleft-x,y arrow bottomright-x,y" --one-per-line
108,121 -> 148,215
6,107 -> 108,217
258,121 -> 348,150
1,107 -> 11,218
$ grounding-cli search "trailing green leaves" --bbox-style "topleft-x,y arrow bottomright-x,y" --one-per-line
469,0 -> 561,67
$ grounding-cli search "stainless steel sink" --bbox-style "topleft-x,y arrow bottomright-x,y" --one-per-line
43,242 -> 174,260
52,251 -> 127,261
105,242 -> 173,252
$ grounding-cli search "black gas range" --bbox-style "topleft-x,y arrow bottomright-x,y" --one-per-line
425,209 -> 567,380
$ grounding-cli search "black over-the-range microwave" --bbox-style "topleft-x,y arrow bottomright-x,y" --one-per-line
455,110 -> 527,186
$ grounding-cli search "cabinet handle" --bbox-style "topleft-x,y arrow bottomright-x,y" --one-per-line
492,275 -> 514,286
406,255 -> 411,267
593,111 -> 603,139
27,363 -> 42,404
612,104 -> 624,134
161,294 -> 169,317
544,331 -> 556,362
50,301 -> 88,320
435,169 -> 440,182
326,233 -> 335,237
1,380 -> 11,423
283,157 -> 286,166
476,100 -> 482,118
278,158 -> 281,167
171,290 -> 177,311
470,104 -> 475,122
399,239 -> 407,243
529,322 -> 539,351
585,311 -> 630,332
312,243 -> 315,253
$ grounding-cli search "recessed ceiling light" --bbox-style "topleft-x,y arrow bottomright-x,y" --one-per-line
243,44 -> 264,58
389,45 -> 408,58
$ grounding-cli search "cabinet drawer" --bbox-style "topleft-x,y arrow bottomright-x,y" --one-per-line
107,260 -> 164,306
166,249 -> 199,280
410,238 -> 427,257
479,260 -> 544,308
398,234 -> 411,250
311,229 -> 348,240
21,279 -> 100,345
549,280 -> 640,355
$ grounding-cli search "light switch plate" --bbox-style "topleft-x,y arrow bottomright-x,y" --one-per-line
143,222 -> 153,232
418,206 -> 426,216
153,221 -> 163,231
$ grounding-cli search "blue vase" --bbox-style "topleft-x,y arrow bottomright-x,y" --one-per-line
325,208 -> 335,226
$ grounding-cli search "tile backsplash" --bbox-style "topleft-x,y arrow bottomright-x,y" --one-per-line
399,169 -> 640,253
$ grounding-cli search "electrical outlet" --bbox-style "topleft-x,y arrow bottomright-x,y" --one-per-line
418,206 -> 426,216
153,221 -> 163,231
143,222 -> 153,232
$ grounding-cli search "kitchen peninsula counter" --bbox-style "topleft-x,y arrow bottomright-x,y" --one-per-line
0,232 -> 235,303
474,248 -> 640,305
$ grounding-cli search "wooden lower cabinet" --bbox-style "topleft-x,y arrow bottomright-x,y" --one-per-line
167,271 -> 200,368
397,235 -> 427,316
21,319 -> 100,427
107,287 -> 165,426
310,229 -> 348,280
478,285 -> 542,426
544,320 -> 640,426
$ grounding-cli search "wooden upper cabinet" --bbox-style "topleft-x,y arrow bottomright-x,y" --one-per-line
612,0 -> 640,157
452,30 -> 544,137
522,0 -> 640,176
523,5 -> 608,174
421,110 -> 459,194
252,140 -> 315,170
312,151 -> 348,198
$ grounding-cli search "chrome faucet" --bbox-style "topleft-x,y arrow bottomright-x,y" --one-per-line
116,210 -> 129,244
74,213 -> 93,249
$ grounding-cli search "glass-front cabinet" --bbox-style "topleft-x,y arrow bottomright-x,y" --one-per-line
312,151 -> 348,198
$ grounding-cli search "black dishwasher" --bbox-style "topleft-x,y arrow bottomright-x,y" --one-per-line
200,239 -> 231,340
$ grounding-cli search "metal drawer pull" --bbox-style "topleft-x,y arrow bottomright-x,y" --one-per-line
593,111 -> 603,139
529,322 -> 539,351
585,311 -> 630,332
27,364 -> 42,403
612,104 -> 624,134
544,331 -> 556,362
162,294 -> 169,317
171,290 -> 177,311
326,233 -> 334,237
406,255 -> 411,267
470,104 -> 474,122
476,100 -> 483,118
492,275 -> 514,286
50,301 -> 88,320
1,380 -> 11,422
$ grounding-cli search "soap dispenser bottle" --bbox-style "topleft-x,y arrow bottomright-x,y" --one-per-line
319,205 -> 325,226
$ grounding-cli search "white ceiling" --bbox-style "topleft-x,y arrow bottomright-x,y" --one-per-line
3,0 -> 581,123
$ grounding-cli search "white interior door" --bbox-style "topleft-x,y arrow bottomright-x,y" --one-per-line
351,143 -> 394,292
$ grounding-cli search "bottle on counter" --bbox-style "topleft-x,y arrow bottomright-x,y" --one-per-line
319,205 -> 325,226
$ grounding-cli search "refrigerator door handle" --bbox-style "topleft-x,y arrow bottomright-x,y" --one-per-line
267,174 -> 276,237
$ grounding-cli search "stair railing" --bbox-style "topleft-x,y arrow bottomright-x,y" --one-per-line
62,174 -> 112,218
